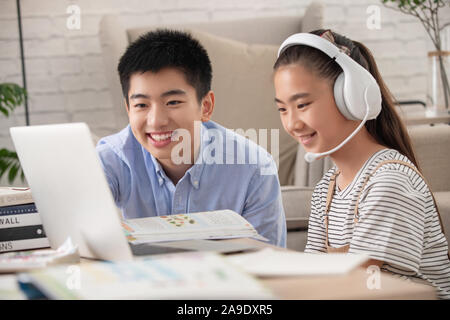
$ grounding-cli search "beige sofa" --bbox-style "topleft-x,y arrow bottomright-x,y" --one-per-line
409,125 -> 450,244
98,2 -> 450,252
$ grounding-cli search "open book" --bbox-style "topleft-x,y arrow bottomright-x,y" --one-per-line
121,210 -> 267,244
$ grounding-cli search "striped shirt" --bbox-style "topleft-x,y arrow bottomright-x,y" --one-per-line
305,149 -> 450,299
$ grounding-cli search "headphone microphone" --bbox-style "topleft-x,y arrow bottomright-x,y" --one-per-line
277,33 -> 382,163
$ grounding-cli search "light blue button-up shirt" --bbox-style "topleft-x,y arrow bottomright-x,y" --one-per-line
96,121 -> 286,247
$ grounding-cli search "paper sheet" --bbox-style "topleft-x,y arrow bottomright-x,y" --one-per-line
0,275 -> 26,299
225,248 -> 369,277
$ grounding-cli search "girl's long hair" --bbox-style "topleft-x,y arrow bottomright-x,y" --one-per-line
274,29 -> 420,170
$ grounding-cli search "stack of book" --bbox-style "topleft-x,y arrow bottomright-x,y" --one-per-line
0,187 -> 49,253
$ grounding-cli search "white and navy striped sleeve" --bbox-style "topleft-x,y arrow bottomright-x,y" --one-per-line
349,167 -> 426,273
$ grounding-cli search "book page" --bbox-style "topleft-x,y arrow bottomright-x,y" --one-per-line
199,210 -> 252,228
123,210 -> 255,235
0,275 -> 26,299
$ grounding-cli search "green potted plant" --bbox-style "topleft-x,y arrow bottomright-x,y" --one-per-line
382,0 -> 450,115
0,83 -> 26,184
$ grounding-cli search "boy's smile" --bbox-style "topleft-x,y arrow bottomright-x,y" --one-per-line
147,130 -> 175,147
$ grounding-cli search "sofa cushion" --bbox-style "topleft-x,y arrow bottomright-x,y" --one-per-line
294,145 -> 334,187
281,185 -> 313,234
287,230 -> 308,252
281,185 -> 313,252
301,0 -> 325,32
187,30 -> 298,185
126,10 -> 324,46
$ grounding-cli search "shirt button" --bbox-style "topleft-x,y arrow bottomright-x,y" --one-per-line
193,181 -> 199,186
159,178 -> 163,184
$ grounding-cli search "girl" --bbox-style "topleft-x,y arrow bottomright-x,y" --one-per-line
273,29 -> 450,299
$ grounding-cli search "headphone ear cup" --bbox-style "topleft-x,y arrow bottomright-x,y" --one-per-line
334,73 -> 355,120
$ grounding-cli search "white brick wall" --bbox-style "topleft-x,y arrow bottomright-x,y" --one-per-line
0,0 -> 448,186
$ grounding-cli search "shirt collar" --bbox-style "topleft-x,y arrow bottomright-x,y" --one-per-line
149,153 -> 167,187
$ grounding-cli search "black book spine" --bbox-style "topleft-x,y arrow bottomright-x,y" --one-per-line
0,224 -> 46,242
0,203 -> 37,216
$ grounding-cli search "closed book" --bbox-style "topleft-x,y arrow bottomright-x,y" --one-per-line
0,213 -> 44,229
0,203 -> 37,215
0,224 -> 47,242
0,238 -> 50,253
0,187 -> 33,207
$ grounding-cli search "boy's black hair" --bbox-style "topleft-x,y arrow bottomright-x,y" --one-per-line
118,29 -> 213,106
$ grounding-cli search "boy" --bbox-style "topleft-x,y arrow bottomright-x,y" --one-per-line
96,29 -> 286,247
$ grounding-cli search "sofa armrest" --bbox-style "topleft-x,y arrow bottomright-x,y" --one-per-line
434,191 -> 450,245
407,125 -> 450,192
281,185 -> 314,231
286,217 -> 309,231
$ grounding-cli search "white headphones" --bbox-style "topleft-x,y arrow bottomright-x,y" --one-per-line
277,33 -> 382,162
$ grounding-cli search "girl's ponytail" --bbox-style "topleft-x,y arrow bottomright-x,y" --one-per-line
353,40 -> 421,170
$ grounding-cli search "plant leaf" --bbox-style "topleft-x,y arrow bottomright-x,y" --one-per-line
0,83 -> 26,117
0,148 -> 24,184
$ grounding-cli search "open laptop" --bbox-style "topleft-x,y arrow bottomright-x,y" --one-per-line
10,123 -> 257,261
